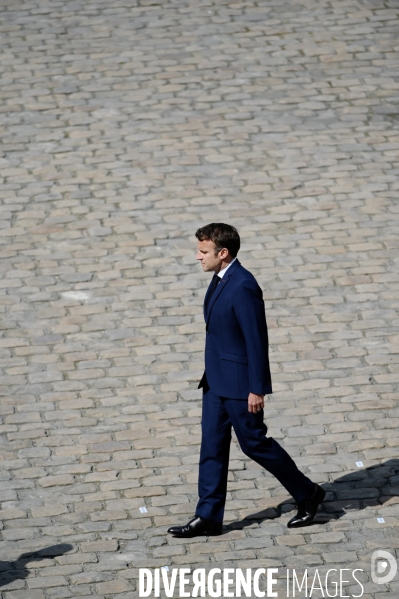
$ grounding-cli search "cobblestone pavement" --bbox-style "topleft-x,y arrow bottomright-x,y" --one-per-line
0,0 -> 399,597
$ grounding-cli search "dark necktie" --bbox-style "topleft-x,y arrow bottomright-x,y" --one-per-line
205,273 -> 220,309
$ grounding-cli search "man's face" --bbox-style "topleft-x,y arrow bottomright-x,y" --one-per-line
196,239 -> 225,273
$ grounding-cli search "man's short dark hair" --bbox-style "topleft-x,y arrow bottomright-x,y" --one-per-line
195,223 -> 240,258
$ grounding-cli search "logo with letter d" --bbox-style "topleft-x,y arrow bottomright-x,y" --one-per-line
371,550 -> 397,584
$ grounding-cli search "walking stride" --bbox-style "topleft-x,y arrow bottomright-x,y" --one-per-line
168,223 -> 325,538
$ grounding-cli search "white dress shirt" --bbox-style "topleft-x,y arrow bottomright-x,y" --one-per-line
217,257 -> 237,278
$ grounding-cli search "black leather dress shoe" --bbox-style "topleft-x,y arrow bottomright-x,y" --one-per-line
287,484 -> 325,528
168,516 -> 222,538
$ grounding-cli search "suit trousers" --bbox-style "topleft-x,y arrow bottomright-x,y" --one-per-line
195,386 -> 315,523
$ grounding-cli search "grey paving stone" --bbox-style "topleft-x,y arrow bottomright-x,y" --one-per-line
0,0 -> 398,597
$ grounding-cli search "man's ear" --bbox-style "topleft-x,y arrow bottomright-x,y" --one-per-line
221,248 -> 229,259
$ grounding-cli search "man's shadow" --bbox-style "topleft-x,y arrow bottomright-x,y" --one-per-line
226,458 -> 399,531
0,543 -> 73,587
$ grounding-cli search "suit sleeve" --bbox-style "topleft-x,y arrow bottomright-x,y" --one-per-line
232,280 -> 272,395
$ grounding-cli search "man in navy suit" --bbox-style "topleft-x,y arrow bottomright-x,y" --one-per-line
168,223 -> 325,537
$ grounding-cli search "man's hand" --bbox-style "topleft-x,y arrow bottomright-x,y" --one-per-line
248,392 -> 264,413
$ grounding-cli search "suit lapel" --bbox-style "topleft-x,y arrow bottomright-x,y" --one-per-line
204,259 -> 240,325
203,277 -> 216,320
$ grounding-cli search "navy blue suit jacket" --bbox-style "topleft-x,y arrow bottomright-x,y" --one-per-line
198,259 -> 272,399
